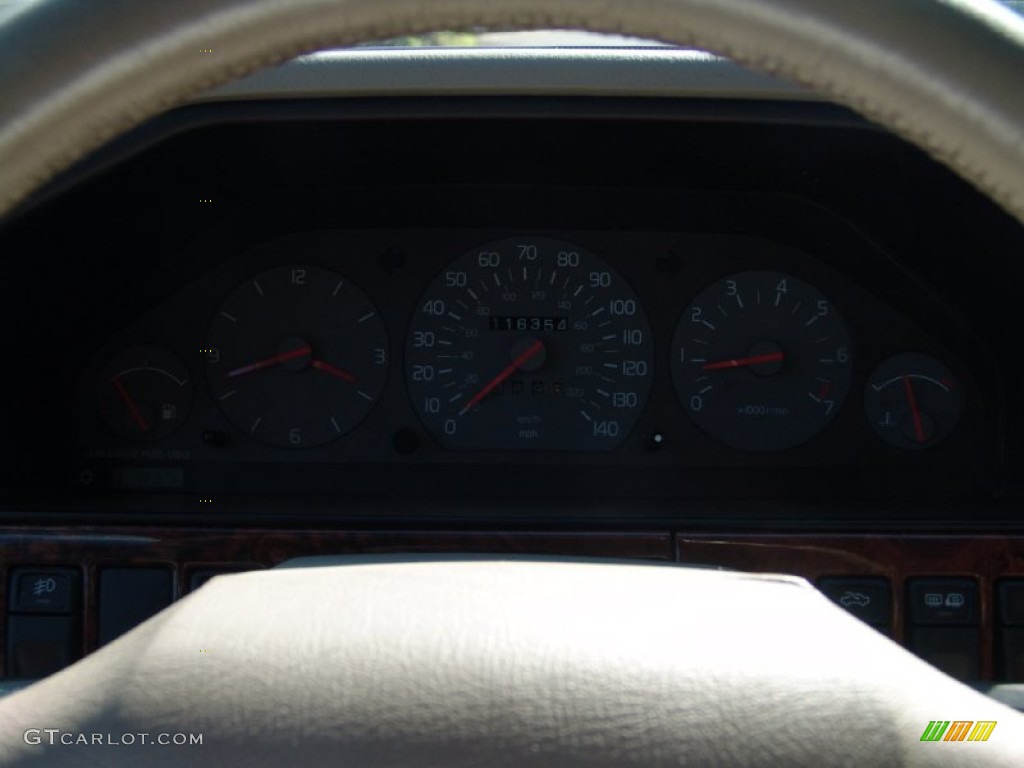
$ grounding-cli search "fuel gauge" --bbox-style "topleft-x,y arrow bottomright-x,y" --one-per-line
96,345 -> 193,441
864,353 -> 962,450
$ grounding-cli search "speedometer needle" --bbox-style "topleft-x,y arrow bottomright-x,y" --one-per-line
702,352 -> 785,371
903,374 -> 927,443
225,345 -> 311,379
460,339 -> 545,416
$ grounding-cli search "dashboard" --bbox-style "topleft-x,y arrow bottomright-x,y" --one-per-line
1,95 -> 1017,522
71,220 -> 987,500
1,50 -> 1024,688
5,0 -> 1024,753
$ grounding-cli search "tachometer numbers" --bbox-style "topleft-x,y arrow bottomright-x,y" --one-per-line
671,270 -> 853,451
864,353 -> 962,449
405,237 -> 654,450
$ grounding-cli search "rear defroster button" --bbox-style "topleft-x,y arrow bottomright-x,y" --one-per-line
908,578 -> 978,625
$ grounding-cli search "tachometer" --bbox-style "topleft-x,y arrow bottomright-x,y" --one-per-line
406,237 -> 653,450
671,270 -> 852,451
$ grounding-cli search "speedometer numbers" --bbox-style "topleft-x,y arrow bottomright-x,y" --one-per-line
406,237 -> 654,450
671,270 -> 852,451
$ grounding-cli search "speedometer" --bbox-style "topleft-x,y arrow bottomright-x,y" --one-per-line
406,236 -> 653,450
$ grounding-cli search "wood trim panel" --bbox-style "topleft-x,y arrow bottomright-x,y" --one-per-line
5,527 -> 1024,682
0,526 -> 671,675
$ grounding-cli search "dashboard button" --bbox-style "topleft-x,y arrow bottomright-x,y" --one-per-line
10,568 -> 80,614
98,568 -> 173,645
908,627 -> 979,681
908,578 -> 977,625
998,628 -> 1024,682
188,567 -> 255,592
817,577 -> 890,626
998,580 -> 1024,626
6,615 -> 80,678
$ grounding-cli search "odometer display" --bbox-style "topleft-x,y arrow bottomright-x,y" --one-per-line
406,237 -> 654,450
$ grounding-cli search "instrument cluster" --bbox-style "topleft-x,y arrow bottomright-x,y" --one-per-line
70,224 -> 984,501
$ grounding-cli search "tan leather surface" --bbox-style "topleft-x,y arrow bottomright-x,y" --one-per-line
1,561 -> 1022,766
2,1 -> 1024,764
0,0 -> 1023,224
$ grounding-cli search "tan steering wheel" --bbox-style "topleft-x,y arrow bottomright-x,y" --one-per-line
1,1 -> 1024,766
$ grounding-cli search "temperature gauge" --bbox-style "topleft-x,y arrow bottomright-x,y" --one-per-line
864,353 -> 962,450
96,345 -> 193,441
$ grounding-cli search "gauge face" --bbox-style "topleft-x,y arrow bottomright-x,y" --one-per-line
406,236 -> 654,450
205,265 -> 388,448
96,345 -> 193,441
671,270 -> 852,451
864,353 -> 962,450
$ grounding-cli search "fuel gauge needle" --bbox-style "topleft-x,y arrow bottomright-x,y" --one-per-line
903,374 -> 927,443
460,339 -> 545,416
111,376 -> 150,433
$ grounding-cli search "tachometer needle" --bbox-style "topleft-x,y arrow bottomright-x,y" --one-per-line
460,339 -> 545,416
702,352 -> 785,371
311,359 -> 358,383
225,345 -> 311,379
111,376 -> 150,433
903,374 -> 927,443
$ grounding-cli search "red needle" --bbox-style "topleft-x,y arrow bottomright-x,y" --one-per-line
702,351 -> 785,371
903,374 -> 927,443
311,359 -> 358,383
225,345 -> 311,379
111,377 -> 150,433
460,339 -> 545,415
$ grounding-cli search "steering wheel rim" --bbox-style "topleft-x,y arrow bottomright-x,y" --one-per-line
0,0 -> 1023,223
2,0 -> 1024,765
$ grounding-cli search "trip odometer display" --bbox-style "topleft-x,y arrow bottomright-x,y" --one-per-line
406,237 -> 654,450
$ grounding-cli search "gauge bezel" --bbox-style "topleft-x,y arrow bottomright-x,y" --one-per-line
404,236 -> 655,451
204,264 -> 390,449
670,269 -> 854,452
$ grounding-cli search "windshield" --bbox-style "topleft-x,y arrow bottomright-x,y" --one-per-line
361,2 -> 1024,47
361,30 -> 670,47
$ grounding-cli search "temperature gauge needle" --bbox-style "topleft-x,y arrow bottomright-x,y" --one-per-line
702,351 -> 785,371
460,339 -> 545,415
903,374 -> 927,443
111,376 -> 150,433
225,345 -> 311,379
